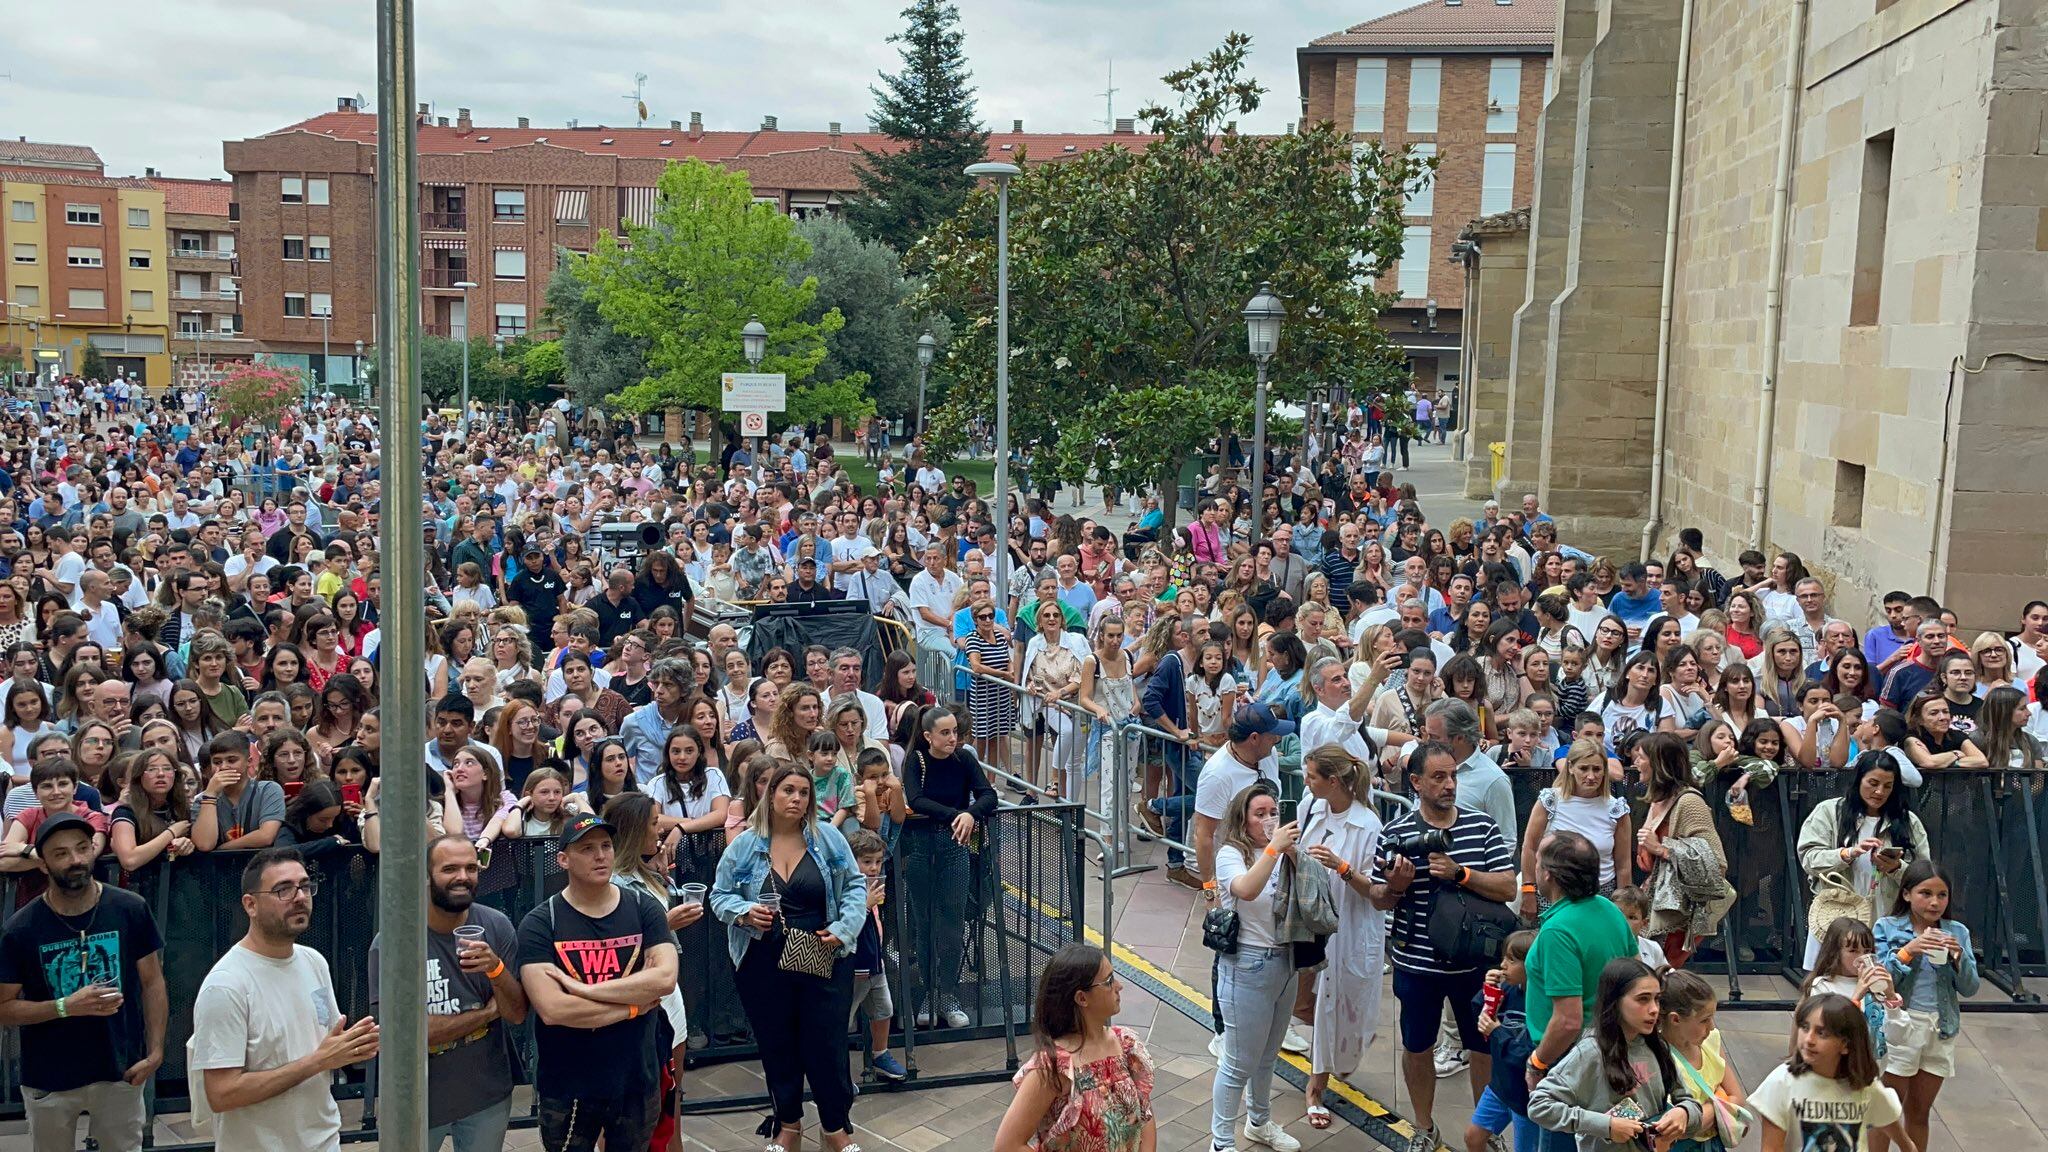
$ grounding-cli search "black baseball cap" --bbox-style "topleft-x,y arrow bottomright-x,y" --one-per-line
33,813 -> 96,853
560,812 -> 615,847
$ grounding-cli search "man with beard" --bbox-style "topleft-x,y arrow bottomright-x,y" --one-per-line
0,814 -> 167,1152
517,811 -> 677,1152
192,847 -> 379,1152
369,835 -> 527,1151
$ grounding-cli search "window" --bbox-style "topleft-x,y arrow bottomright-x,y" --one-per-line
179,274 -> 203,299
178,316 -> 202,335
216,234 -> 235,257
218,316 -> 236,334
309,235 -> 331,262
311,292 -> 333,318
128,249 -> 152,270
492,189 -> 526,220
283,293 -> 307,318
129,290 -> 154,311
494,302 -> 528,337
1354,59 -> 1387,132
9,200 -> 32,222
1833,461 -> 1866,529
220,276 -> 238,300
281,177 -> 303,204
64,203 -> 101,226
10,286 -> 38,307
66,247 -> 103,268
283,235 -> 305,260
1488,59 -> 1522,132
67,288 -> 105,311
493,249 -> 527,280
11,244 -> 34,265
1406,143 -> 1437,216
1851,131 -> 1894,327
126,207 -> 150,229
307,179 -> 330,205
176,233 -> 204,254
1397,226 -> 1431,298
1407,59 -> 1441,133
1481,144 -> 1517,214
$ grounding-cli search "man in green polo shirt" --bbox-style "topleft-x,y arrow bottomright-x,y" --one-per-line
1522,832 -> 1637,1151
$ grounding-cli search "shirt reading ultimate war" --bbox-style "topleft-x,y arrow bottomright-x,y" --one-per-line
515,889 -> 674,1101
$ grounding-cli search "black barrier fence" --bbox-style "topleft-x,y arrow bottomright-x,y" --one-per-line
1493,765 -> 2048,1005
0,801 -> 1089,1133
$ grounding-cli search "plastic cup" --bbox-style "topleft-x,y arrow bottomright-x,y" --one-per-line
453,924 -> 486,955
756,892 -> 782,914
679,882 -> 707,908
1260,816 -> 1279,839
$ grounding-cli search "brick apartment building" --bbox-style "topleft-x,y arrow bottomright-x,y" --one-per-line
0,139 -> 171,387
224,101 -> 1150,386
1298,0 -> 1552,402
145,173 -> 256,388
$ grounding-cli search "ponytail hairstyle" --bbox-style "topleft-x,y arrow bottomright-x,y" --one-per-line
1303,744 -> 1373,809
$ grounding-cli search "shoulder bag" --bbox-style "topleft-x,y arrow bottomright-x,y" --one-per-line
767,868 -> 837,979
1806,869 -> 1873,940
1427,884 -> 1520,970
1201,905 -> 1240,954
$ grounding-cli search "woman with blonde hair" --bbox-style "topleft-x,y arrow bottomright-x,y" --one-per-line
1295,747 -> 1387,1128
1970,632 -> 2016,693
1519,738 -> 1633,919
1752,625 -> 1810,717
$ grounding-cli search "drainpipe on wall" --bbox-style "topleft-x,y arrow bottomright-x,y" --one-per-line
1639,0 -> 1699,562
1456,242 -> 1480,464
1749,0 -> 1812,551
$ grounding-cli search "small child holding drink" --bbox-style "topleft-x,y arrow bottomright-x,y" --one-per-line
845,827 -> 908,1081
1464,929 -> 1537,1152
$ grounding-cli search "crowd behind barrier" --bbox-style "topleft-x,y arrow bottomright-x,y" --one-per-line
0,801 -> 1089,1130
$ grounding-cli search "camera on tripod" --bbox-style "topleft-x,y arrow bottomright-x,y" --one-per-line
588,521 -> 665,565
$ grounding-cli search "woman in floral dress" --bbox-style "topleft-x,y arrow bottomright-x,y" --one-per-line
995,944 -> 1156,1152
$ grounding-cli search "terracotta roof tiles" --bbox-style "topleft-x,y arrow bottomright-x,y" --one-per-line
1307,0 -> 1554,51
0,139 -> 103,172
147,177 -> 234,217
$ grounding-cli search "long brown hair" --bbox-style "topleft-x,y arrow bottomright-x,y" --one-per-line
766,683 -> 824,756
1788,993 -> 1882,1086
602,792 -> 666,892
1031,943 -> 1114,1092
119,748 -> 191,843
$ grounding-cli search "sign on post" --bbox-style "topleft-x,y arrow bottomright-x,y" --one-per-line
721,372 -> 787,412
740,411 -> 768,437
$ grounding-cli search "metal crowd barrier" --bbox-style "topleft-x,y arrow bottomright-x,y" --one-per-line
1499,764 -> 2048,1007
0,803 -> 1092,1137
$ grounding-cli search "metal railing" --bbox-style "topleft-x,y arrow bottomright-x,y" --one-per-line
0,805 -> 1090,1139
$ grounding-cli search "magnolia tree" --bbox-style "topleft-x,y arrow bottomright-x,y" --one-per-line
217,363 -> 303,427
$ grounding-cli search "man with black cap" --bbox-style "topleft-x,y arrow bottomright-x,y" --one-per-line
517,811 -> 678,1152
1189,702 -> 1295,896
0,813 -> 167,1152
786,555 -> 843,603
507,540 -> 567,642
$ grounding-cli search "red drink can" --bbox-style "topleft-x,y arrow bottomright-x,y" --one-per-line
1482,983 -> 1506,1017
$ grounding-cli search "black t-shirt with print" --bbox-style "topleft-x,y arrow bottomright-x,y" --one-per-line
515,887 -> 674,1101
0,885 -> 163,1091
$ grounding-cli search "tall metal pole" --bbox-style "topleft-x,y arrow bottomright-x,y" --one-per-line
915,361 -> 928,439
1250,360 -> 1268,542
374,0 -> 429,1144
991,178 -> 1011,609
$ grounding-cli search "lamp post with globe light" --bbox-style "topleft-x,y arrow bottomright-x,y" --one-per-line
1242,282 -> 1285,542
964,160 -> 1021,602
741,313 -> 767,448
915,329 -> 935,439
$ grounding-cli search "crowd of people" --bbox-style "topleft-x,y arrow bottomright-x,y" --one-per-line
0,373 -> 2025,1152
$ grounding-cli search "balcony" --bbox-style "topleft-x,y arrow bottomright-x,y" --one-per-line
422,267 -> 470,290
422,210 -> 467,232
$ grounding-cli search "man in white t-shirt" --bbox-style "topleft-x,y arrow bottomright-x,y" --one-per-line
192,847 -> 379,1152
907,542 -> 962,653
47,528 -> 85,603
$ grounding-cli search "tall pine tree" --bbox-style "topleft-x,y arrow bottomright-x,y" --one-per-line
845,0 -> 990,257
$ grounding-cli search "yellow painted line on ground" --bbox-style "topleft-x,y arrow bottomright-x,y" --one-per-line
1004,880 -> 1426,1143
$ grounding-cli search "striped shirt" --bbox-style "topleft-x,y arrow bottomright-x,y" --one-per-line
1370,807 -> 1513,975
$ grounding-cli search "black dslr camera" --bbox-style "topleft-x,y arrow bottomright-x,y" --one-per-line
1380,826 -> 1452,860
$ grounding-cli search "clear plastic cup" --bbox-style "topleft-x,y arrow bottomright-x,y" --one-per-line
756,892 -> 782,917
453,924 -> 487,957
679,882 -> 707,908
1261,816 -> 1279,839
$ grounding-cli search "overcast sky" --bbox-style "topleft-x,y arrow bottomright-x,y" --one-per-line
0,0 -> 1404,179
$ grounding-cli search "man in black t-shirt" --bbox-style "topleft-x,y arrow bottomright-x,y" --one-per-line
0,814 -> 167,1152
517,812 -> 678,1152
507,543 -> 567,639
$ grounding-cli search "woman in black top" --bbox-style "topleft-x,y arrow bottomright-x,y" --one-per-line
901,704 -> 999,1029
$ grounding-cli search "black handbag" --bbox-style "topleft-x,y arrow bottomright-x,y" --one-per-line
1427,885 -> 1519,969
1201,906 -> 1240,954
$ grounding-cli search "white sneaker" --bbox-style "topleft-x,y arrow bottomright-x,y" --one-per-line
941,1006 -> 971,1029
1279,1025 -> 1310,1056
1432,1046 -> 1467,1078
1405,1126 -> 1442,1152
1209,1032 -> 1226,1060
1242,1120 -> 1302,1152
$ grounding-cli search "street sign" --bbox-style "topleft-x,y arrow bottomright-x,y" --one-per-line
721,372 -> 786,412
740,410 -> 767,437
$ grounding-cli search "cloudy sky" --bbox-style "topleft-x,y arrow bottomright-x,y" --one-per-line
0,0 -> 1404,178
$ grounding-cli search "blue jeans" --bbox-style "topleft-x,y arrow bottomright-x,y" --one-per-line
428,1096 -> 513,1152
1146,741 -> 1195,867
1212,945 -> 1297,1148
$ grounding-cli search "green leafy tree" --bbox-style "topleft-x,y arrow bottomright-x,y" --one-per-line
845,0 -> 990,257
79,344 -> 108,381
579,159 -> 840,461
786,371 -> 878,430
793,216 -> 945,420
543,255 -> 650,409
523,339 -> 567,395
916,34 -> 1418,528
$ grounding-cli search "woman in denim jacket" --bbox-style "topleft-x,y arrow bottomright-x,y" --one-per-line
712,761 -> 869,1152
1873,858 -> 1977,1152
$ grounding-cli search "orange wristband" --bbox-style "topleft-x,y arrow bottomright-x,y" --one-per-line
485,960 -> 506,980
1337,860 -> 1353,878
627,1004 -> 641,1019
1264,844 -> 1280,858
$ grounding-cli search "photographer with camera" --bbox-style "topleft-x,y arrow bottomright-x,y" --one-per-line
1369,741 -> 1517,1152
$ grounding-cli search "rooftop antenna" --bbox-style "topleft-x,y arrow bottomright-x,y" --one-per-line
1097,60 -> 1118,131
624,72 -> 649,127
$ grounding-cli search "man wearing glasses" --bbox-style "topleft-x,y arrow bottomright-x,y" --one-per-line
192,847 -> 379,1152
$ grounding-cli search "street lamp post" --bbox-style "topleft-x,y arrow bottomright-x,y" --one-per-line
51,315 -> 64,377
1242,282 -> 1285,543
914,329 -> 935,439
964,161 -> 1021,603
741,314 -> 767,450
355,339 -> 366,401
454,280 -> 478,429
